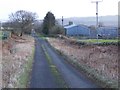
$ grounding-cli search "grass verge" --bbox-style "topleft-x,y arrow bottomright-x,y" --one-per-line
41,45 -> 68,88
37,33 -> 47,40
17,46 -> 35,88
0,31 -> 2,40
65,57 -> 118,89
78,39 -> 119,43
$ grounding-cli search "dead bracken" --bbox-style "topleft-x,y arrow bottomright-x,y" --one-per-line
47,38 -> 118,85
2,35 -> 34,88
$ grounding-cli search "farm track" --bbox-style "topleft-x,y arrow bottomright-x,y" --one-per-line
30,33 -> 100,88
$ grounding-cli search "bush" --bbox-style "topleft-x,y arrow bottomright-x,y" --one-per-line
93,42 -> 119,46
76,41 -> 86,45
49,25 -> 64,35
2,31 -> 11,40
69,39 -> 119,46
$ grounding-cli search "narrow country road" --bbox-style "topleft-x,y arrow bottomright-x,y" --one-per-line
30,33 -> 100,88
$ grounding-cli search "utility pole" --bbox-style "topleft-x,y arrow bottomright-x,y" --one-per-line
62,16 -> 63,27
91,0 -> 103,43
0,21 -> 2,30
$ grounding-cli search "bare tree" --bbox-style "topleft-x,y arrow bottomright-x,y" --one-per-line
9,10 -> 38,36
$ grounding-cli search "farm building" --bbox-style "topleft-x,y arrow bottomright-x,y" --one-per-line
64,24 -> 90,36
97,27 -> 118,38
88,27 -> 118,39
64,24 -> 118,39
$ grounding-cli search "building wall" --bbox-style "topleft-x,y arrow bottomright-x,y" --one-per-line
65,25 -> 90,36
65,25 -> 118,39
97,27 -> 118,38
89,29 -> 97,38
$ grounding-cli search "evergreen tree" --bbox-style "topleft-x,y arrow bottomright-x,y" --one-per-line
42,12 -> 55,34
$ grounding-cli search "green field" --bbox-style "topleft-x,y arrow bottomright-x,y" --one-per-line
0,31 -> 2,40
0,30 -> 11,40
78,39 -> 119,43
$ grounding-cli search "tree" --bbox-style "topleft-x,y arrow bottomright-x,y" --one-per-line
50,24 -> 64,34
2,22 -> 11,30
34,20 -> 43,33
69,21 -> 73,25
9,10 -> 38,36
42,11 -> 55,35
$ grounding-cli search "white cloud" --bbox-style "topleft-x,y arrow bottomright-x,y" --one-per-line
0,0 -> 119,20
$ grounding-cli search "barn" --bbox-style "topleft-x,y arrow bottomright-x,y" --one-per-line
97,27 -> 118,38
64,24 -> 118,39
64,24 -> 90,36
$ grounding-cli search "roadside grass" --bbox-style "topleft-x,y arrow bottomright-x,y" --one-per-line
37,33 -> 47,40
47,39 -> 118,89
78,39 -> 119,43
37,33 -> 49,40
38,35 -> 118,89
37,33 -> 59,40
66,57 -> 118,89
41,45 -> 68,88
38,33 -> 119,44
0,30 -> 11,40
0,31 -> 2,40
17,46 -> 35,88
57,50 -> 118,89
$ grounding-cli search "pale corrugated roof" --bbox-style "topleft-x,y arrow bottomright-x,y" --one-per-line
64,24 -> 89,29
64,24 -> 77,29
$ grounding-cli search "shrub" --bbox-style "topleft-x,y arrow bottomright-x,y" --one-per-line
50,25 -> 64,35
94,42 -> 119,46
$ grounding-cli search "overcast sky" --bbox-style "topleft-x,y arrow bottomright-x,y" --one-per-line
0,0 -> 119,21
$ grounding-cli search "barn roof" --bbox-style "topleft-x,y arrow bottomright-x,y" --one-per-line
64,24 -> 89,29
64,24 -> 76,29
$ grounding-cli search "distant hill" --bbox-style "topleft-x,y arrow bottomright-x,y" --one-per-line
57,15 -> 118,27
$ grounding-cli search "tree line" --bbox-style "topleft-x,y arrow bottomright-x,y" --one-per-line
2,10 -> 64,36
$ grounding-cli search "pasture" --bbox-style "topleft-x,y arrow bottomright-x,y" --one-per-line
0,30 -> 11,40
77,39 -> 118,43
0,31 -> 2,40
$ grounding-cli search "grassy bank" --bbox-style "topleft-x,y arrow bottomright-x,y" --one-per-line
0,31 -> 2,40
49,44 -> 118,89
17,46 -> 35,88
46,38 -> 118,89
38,34 -> 47,40
37,34 -> 118,89
62,54 -> 118,89
78,39 -> 118,43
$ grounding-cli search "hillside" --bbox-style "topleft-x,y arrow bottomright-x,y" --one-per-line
17,15 -> 118,27
57,15 -> 118,27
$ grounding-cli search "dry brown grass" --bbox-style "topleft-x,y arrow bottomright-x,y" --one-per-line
47,38 -> 118,87
0,40 -> 2,89
1,35 -> 34,88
